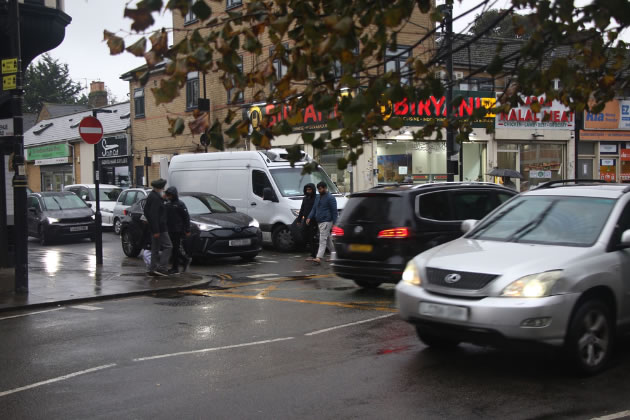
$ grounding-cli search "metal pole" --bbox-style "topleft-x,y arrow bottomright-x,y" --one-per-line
445,3 -> 456,182
145,146 -> 149,187
92,112 -> 103,266
0,155 -> 7,267
574,110 -> 581,179
10,0 -> 28,292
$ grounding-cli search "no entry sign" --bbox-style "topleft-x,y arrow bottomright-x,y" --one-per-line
78,116 -> 104,144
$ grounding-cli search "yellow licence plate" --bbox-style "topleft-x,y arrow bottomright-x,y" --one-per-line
349,244 -> 373,253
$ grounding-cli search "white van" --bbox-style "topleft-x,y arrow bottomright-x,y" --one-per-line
167,149 -> 347,251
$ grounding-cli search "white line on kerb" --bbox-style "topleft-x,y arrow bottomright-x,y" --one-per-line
0,364 -> 117,398
592,410 -> 630,420
0,307 -> 64,321
247,273 -> 278,278
133,337 -> 295,362
304,314 -> 396,336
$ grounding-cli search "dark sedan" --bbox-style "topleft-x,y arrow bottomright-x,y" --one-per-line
27,192 -> 96,245
120,192 -> 262,260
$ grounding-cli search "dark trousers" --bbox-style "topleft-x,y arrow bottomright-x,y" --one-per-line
302,222 -> 318,257
169,232 -> 189,271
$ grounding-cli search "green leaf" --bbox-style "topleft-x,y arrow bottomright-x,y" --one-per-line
192,0 -> 212,20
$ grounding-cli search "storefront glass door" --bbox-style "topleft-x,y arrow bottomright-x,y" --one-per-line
40,165 -> 74,192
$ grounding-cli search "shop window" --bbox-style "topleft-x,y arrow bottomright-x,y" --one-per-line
385,46 -> 411,85
319,149 -> 348,193
227,57 -> 244,104
252,169 -> 273,197
186,72 -> 200,110
578,142 -> 595,155
134,88 -> 145,118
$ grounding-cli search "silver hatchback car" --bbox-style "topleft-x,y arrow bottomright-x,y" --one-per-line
396,180 -> 630,374
112,188 -> 150,234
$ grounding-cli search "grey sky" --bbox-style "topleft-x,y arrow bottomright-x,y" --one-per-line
41,0 -> 627,104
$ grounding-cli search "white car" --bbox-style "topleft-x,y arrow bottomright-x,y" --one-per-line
64,184 -> 123,228
396,180 -> 630,374
112,188 -> 150,234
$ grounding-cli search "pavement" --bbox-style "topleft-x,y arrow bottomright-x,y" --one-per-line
0,234 -> 209,311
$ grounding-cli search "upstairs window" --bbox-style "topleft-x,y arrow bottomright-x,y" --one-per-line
186,72 -> 200,111
185,0 -> 197,24
228,57 -> 244,104
226,0 -> 242,9
134,88 -> 145,118
385,46 -> 411,85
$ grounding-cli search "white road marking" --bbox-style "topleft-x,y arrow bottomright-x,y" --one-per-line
71,305 -> 102,311
0,307 -> 64,321
304,314 -> 396,336
292,270 -> 303,273
0,364 -> 117,398
133,337 -> 295,362
259,260 -> 279,263
592,411 -> 630,420
247,273 -> 278,279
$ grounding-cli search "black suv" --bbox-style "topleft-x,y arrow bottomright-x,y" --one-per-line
331,183 -> 517,288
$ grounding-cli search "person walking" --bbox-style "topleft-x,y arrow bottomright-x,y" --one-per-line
143,178 -> 172,276
297,183 -> 317,261
164,187 -> 192,274
307,181 -> 338,265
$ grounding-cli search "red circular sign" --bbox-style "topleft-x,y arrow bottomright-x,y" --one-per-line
78,116 -> 103,144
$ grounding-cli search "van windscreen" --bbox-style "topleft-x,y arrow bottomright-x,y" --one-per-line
270,168 -> 339,197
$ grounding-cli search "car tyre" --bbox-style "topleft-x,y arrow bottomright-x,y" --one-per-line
272,225 -> 295,252
39,227 -> 48,246
353,279 -> 382,289
113,218 -> 122,235
415,327 -> 461,349
121,228 -> 142,258
565,299 -> 614,375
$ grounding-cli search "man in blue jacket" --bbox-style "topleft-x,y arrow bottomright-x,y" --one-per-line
307,181 -> 338,264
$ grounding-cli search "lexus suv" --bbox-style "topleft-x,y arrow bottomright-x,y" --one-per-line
396,180 -> 630,374
332,182 -> 516,288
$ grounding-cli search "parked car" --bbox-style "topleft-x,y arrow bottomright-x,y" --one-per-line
395,180 -> 630,374
166,149 -> 347,251
332,182 -> 517,288
64,184 -> 122,228
120,192 -> 262,260
112,188 -> 150,234
27,192 -> 95,245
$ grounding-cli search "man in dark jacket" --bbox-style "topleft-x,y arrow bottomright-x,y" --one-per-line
143,178 -> 172,276
297,183 -> 317,260
164,187 -> 191,274
307,181 -> 338,264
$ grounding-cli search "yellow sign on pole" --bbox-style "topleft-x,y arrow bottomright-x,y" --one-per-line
1,58 -> 17,74
3,74 -> 16,91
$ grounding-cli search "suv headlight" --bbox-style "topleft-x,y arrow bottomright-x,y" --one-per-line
402,261 -> 422,286
47,217 -> 60,224
501,270 -> 562,298
192,221 -> 221,231
249,218 -> 260,228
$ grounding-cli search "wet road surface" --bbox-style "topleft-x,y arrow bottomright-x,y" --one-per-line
1,234 -> 629,418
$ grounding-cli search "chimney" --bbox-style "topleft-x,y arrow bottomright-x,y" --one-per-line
88,81 -> 108,108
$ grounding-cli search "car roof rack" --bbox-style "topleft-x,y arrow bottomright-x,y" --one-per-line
534,179 -> 609,190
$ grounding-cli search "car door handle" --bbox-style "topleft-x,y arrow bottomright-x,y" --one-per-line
251,202 -> 257,206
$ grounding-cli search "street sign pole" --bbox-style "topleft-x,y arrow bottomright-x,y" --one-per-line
9,0 -> 28,292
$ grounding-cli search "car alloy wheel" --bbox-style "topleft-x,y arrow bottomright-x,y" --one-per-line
272,225 -> 295,252
566,299 -> 613,375
113,218 -> 122,235
121,229 -> 141,257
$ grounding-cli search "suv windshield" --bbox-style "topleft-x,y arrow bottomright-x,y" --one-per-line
270,168 -> 340,197
43,195 -> 88,210
469,195 -> 615,247
180,194 -> 233,215
89,187 -> 122,202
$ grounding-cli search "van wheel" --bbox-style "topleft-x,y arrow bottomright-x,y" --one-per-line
354,280 -> 382,289
565,299 -> 613,375
113,218 -> 122,235
416,327 -> 461,349
272,225 -> 295,252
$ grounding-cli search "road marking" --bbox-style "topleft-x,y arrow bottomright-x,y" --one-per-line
71,305 -> 102,311
247,273 -> 278,279
185,291 -> 397,312
0,307 -> 64,321
256,284 -> 278,298
259,260 -> 279,263
0,364 -> 117,398
292,270 -> 303,273
133,337 -> 295,362
592,411 -> 630,420
304,314 -> 396,336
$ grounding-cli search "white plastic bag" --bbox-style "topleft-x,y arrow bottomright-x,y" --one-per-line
142,249 -> 151,268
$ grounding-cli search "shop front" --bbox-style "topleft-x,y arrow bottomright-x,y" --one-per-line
579,99 -> 630,182
25,143 -> 74,191
494,95 -> 574,191
97,135 -> 131,187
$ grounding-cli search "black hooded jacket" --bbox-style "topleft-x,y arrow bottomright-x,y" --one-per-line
297,183 -> 316,221
144,189 -> 168,234
164,187 -> 191,233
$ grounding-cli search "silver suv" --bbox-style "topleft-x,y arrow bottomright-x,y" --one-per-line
396,180 -> 630,374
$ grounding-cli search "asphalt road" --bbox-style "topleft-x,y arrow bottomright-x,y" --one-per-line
1,233 -> 630,419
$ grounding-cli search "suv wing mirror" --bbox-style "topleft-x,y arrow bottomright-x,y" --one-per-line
461,219 -> 478,234
621,230 -> 630,247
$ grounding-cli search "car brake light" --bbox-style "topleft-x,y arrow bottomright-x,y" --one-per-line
331,226 -> 344,237
123,210 -> 128,216
378,227 -> 410,238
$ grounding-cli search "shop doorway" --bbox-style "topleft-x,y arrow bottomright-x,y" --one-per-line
578,158 -> 594,179
497,144 -> 520,190
40,165 -> 74,192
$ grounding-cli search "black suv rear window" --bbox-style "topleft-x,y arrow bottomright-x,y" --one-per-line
341,195 -> 404,224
